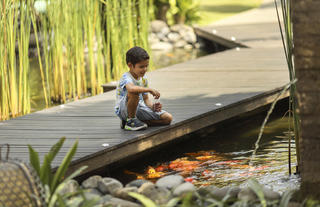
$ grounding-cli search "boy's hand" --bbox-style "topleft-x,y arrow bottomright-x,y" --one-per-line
153,102 -> 162,112
149,89 -> 160,99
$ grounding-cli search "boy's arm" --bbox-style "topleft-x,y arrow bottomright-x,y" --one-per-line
143,94 -> 162,112
126,83 -> 160,98
143,94 -> 153,109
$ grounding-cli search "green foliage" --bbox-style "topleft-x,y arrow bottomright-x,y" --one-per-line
173,0 -> 201,25
248,179 -> 266,207
153,0 -> 201,25
47,166 -> 99,207
305,199 -> 320,207
28,137 -> 80,203
279,190 -> 295,207
197,0 -> 262,25
128,192 -> 158,207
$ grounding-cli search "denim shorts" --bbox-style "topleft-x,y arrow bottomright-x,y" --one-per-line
117,96 -> 166,121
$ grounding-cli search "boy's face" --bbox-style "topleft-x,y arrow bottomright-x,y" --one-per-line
128,59 -> 149,79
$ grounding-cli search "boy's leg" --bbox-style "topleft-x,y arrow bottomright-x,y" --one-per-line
136,102 -> 173,126
143,112 -> 173,126
123,92 -> 148,130
126,92 -> 139,118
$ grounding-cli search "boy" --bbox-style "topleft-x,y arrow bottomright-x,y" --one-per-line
115,46 -> 173,131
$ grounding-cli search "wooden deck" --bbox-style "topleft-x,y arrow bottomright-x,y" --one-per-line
0,1 -> 289,176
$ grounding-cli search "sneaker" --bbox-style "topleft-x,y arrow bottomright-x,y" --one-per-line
124,118 -> 147,131
120,119 -> 126,129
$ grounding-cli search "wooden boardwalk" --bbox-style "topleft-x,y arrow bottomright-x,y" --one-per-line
0,0 -> 289,176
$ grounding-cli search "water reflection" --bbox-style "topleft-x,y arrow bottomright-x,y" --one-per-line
124,117 -> 300,193
151,48 -> 207,69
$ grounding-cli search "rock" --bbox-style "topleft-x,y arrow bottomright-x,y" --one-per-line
98,177 -> 123,195
66,196 -> 83,206
83,191 -> 102,201
102,197 -> 142,207
58,179 -> 79,195
138,182 -> 171,205
160,27 -> 170,36
184,44 -> 193,50
262,187 -> 281,200
99,194 -> 113,204
156,32 -> 166,41
85,188 -> 103,196
126,179 -> 152,188
151,42 -> 173,51
194,42 -> 201,49
148,33 -> 160,44
173,182 -> 196,197
197,185 -> 218,197
174,40 -> 188,48
115,186 -> 139,202
82,175 -> 102,189
156,175 -> 184,190
167,32 -> 181,43
156,32 -> 169,42
151,20 -> 169,33
210,186 -> 241,200
170,24 -> 193,33
182,31 -> 197,44
238,187 -> 257,201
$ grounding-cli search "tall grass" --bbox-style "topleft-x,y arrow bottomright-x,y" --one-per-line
0,0 -> 151,120
0,0 -> 35,120
274,0 -> 300,170
250,0 -> 300,174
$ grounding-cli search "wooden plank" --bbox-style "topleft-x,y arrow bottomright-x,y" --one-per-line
66,88 -> 289,176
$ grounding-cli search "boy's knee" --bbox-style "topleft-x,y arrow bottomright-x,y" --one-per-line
161,112 -> 173,125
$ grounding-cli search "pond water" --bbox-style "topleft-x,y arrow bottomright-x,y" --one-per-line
121,116 -> 300,193
151,48 -> 208,69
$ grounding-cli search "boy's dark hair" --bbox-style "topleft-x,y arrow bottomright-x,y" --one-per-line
126,46 -> 149,66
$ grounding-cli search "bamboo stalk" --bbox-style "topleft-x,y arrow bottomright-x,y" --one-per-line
275,0 -> 300,171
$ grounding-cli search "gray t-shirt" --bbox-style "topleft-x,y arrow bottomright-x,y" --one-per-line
115,72 -> 148,115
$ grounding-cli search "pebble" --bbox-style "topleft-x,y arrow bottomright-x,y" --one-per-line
262,186 -> 281,200
53,174 -> 297,206
156,175 -> 184,190
85,188 -> 103,196
102,197 -> 142,207
211,186 -> 241,200
138,182 -> 171,205
98,177 -> 123,195
115,186 -> 139,202
173,182 -> 196,197
82,175 -> 102,189
150,20 -> 169,33
238,187 -> 257,201
174,40 -> 188,48
151,42 -> 173,51
149,20 -> 197,51
126,179 -> 152,188
58,179 -> 79,195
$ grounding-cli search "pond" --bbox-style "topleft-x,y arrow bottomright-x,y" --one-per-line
111,114 -> 300,193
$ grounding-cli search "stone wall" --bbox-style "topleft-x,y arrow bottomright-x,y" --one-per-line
149,20 -> 200,51
58,174 -> 299,207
